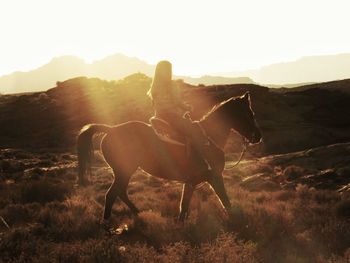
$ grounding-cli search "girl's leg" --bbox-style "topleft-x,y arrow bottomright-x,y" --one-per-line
166,114 -> 212,168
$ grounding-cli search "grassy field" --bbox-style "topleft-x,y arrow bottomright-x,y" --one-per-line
1,147 -> 350,263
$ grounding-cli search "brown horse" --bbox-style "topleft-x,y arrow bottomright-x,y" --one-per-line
77,92 -> 261,221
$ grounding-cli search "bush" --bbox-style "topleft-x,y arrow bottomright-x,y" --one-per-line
283,165 -> 305,180
35,197 -> 102,242
20,179 -> 72,204
336,199 -> 350,218
192,233 -> 258,263
0,203 -> 40,225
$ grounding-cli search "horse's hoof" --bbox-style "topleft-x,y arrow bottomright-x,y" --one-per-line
110,224 -> 129,235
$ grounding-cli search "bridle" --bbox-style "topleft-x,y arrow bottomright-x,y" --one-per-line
224,135 -> 249,170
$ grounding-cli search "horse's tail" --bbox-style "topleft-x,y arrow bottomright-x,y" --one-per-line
77,124 -> 112,186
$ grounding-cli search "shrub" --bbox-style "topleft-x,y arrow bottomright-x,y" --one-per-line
274,190 -> 295,201
0,203 -> 41,225
1,159 -> 25,173
192,233 -> 258,263
283,165 -> 305,180
336,199 -> 350,218
133,211 -> 178,245
159,242 -> 190,263
0,227 -> 43,262
121,244 -> 158,263
295,184 -> 311,199
86,239 -> 123,263
36,198 -> 102,241
20,179 -> 72,204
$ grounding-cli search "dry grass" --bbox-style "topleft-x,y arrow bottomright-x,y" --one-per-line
0,150 -> 350,263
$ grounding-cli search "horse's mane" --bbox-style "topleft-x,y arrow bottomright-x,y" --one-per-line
200,97 -> 235,121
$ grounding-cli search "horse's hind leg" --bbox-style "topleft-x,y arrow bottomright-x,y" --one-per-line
117,183 -> 140,215
178,183 -> 194,222
103,177 -> 119,220
103,169 -> 139,220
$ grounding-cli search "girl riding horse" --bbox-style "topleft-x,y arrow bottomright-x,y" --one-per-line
77,87 -> 262,222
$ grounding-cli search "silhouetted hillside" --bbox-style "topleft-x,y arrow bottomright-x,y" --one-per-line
179,75 -> 254,86
274,78 -> 350,94
1,74 -> 350,155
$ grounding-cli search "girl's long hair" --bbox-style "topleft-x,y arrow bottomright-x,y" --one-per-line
147,60 -> 172,99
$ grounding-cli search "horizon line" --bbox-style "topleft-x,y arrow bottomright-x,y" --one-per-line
1,51 -> 350,79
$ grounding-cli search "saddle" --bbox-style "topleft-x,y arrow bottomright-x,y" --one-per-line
149,116 -> 187,146
149,116 -> 213,170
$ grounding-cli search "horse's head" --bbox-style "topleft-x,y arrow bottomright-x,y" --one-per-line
226,92 -> 262,144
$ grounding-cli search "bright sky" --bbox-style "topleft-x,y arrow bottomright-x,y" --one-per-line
0,0 -> 350,76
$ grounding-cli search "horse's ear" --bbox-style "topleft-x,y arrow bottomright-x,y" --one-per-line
242,91 -> 250,101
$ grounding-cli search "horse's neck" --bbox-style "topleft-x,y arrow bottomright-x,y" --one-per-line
199,111 -> 232,149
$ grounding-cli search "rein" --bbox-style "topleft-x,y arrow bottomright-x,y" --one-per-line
224,136 -> 249,170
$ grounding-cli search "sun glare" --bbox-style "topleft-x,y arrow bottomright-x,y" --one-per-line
0,0 -> 350,76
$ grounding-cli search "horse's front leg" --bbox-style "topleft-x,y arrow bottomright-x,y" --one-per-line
208,174 -> 232,215
178,183 -> 194,222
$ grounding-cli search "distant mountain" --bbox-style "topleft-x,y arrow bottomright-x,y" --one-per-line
178,75 -> 254,86
2,52 -> 350,93
0,54 -> 155,94
0,54 -> 254,94
224,53 -> 350,85
264,82 -> 317,89
90,54 -> 155,80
